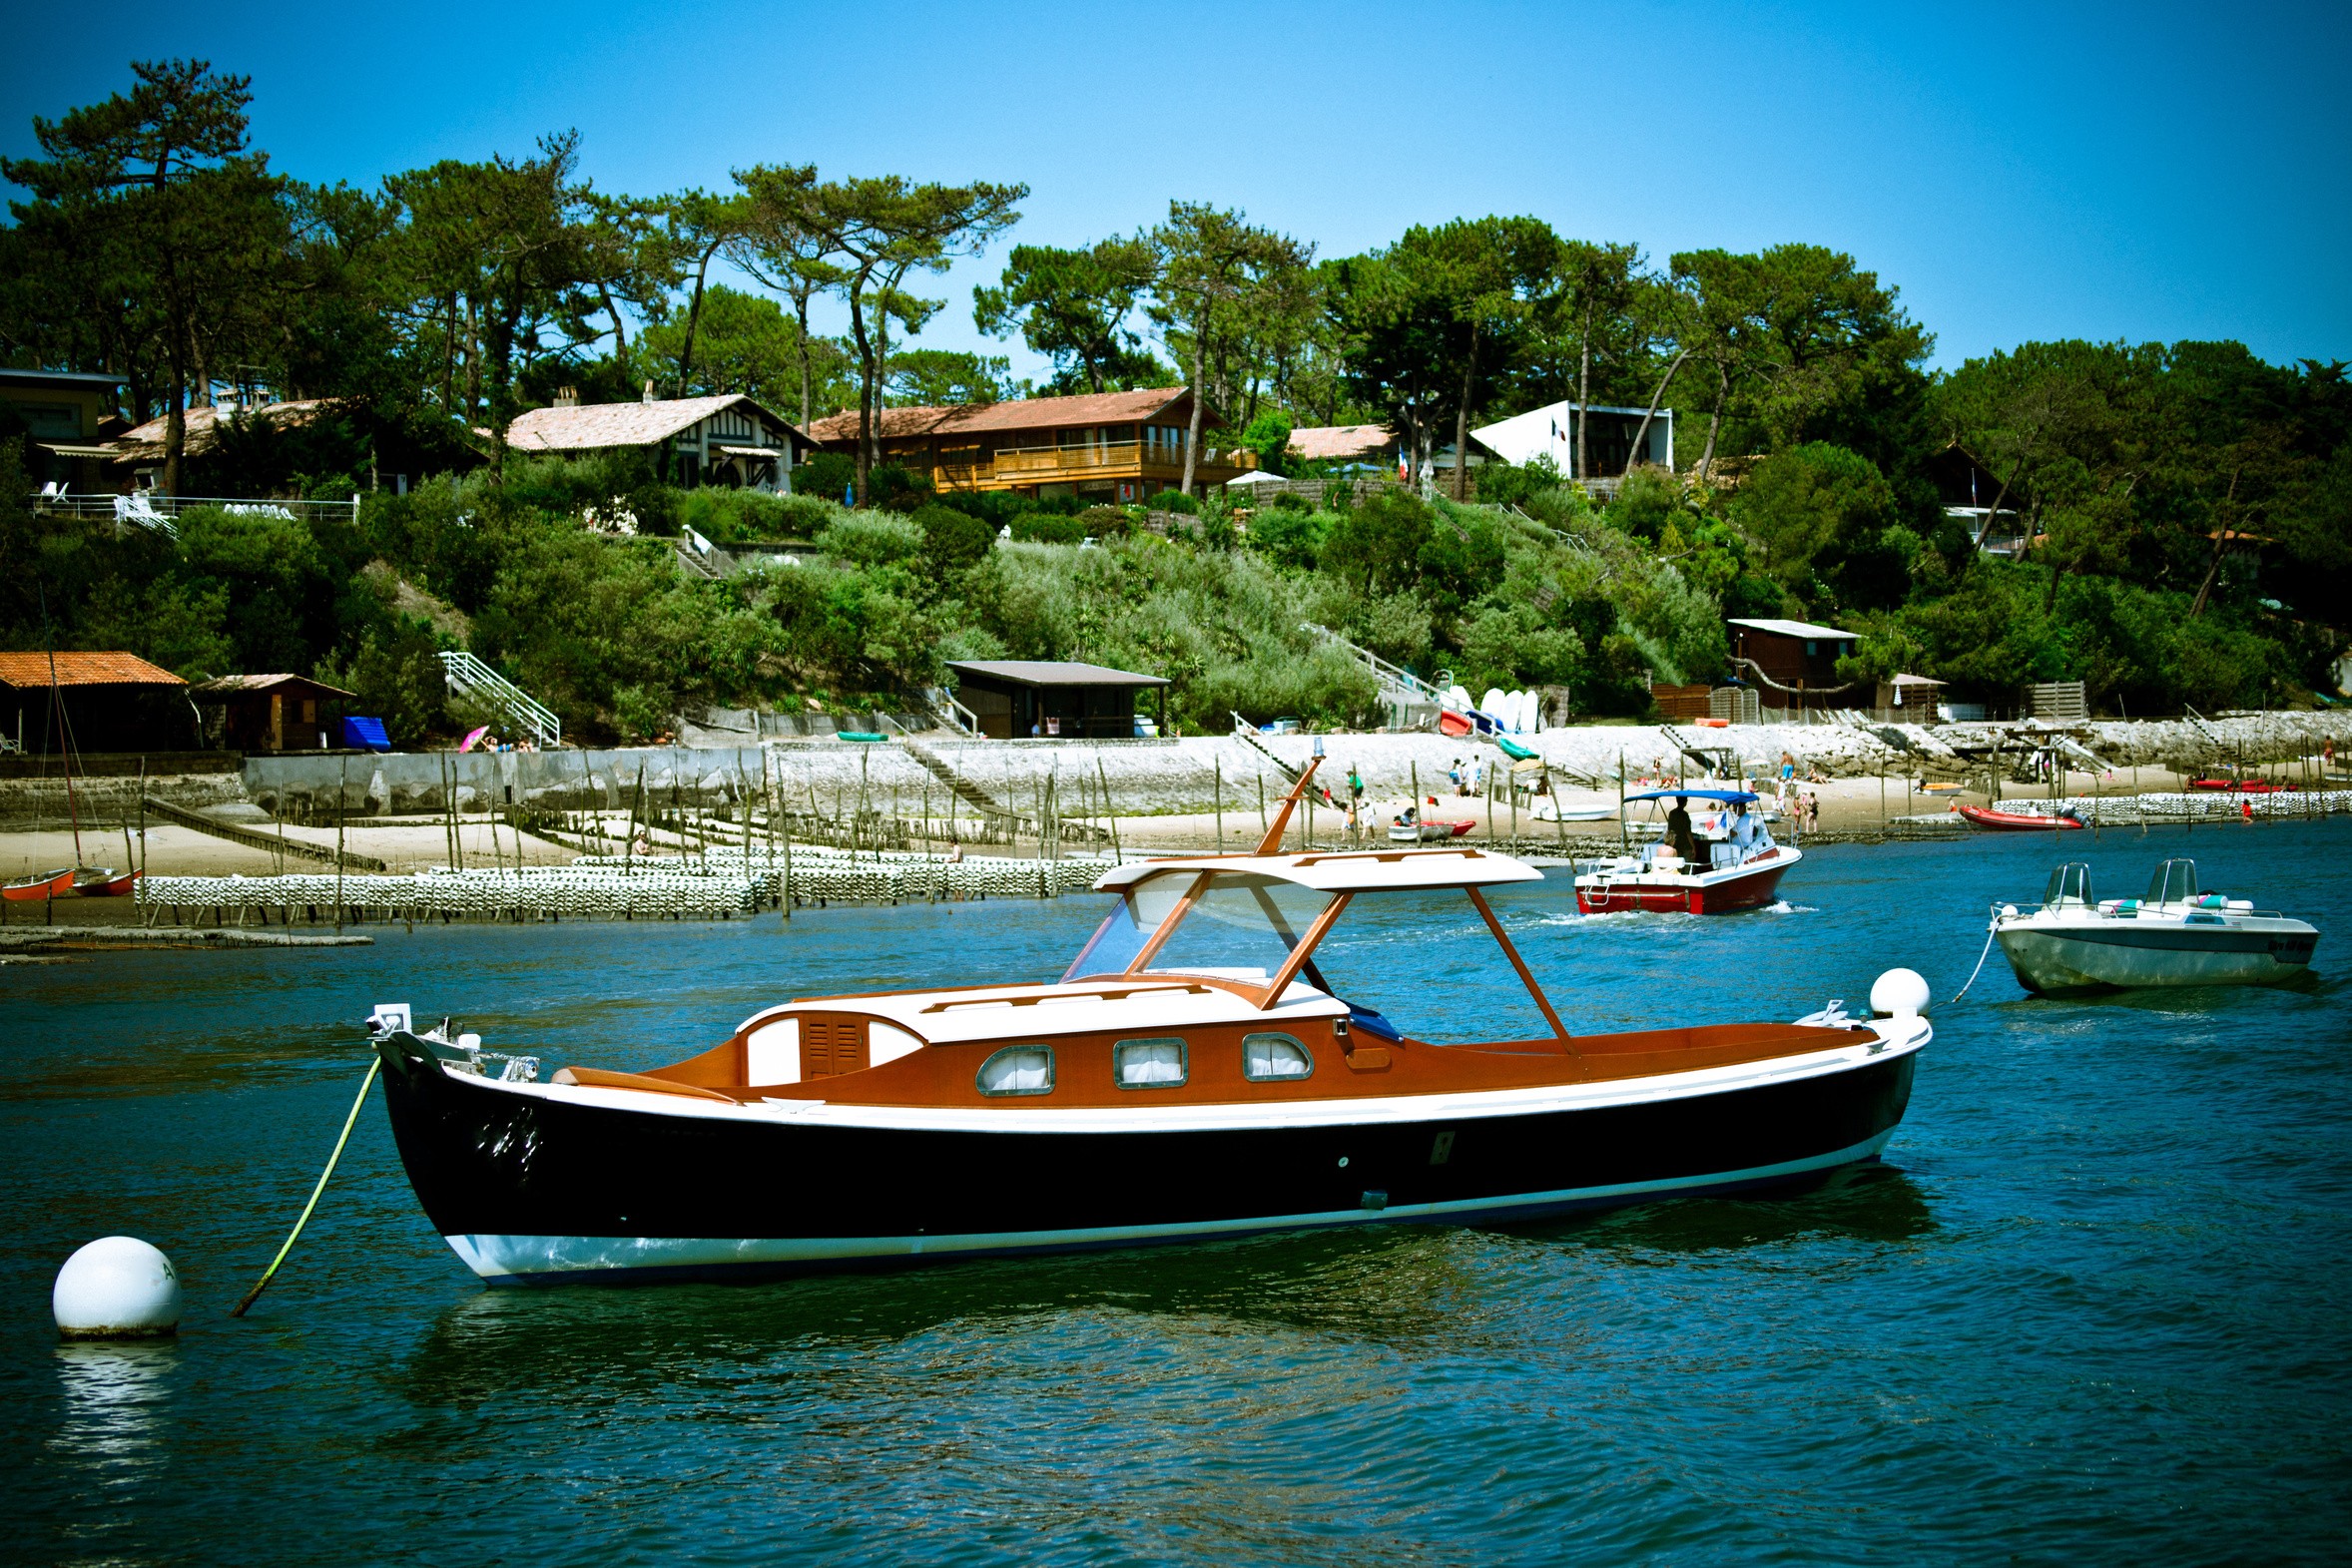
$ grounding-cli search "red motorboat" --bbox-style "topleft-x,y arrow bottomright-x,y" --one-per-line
3,866 -> 74,901
1573,790 -> 1800,914
1958,803 -> 2085,831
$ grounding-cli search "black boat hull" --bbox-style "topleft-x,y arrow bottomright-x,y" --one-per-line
376,1037 -> 1919,1285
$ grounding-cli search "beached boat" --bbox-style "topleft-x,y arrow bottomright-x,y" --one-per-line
1992,859 -> 2320,994
1387,814 -> 1475,843
372,759 -> 1928,1286
1572,789 -> 1799,914
3,867 -> 75,901
2188,778 -> 2296,793
67,866 -> 138,897
1957,803 -> 2085,831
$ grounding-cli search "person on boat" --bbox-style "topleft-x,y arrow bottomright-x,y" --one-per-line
1665,797 -> 1701,868
1727,800 -> 1759,862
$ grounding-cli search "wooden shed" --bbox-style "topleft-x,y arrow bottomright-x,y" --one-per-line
1724,618 -> 1864,712
190,674 -> 355,753
944,660 -> 1171,740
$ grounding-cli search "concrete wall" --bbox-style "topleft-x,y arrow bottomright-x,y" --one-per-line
225,711 -> 2352,821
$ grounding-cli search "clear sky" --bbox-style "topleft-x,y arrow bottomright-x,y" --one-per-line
5,0 -> 2348,385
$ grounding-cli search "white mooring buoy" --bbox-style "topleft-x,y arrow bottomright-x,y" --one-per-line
1870,967 -> 1932,1020
54,1237 -> 183,1339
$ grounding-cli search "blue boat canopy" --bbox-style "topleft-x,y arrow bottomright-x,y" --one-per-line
1623,788 -> 1759,804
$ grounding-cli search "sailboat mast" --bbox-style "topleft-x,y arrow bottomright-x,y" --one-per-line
44,644 -> 82,864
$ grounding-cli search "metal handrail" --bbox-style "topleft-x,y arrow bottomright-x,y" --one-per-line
438,651 -> 561,747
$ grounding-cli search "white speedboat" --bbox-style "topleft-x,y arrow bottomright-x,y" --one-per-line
1992,859 -> 2319,994
1573,789 -> 1800,914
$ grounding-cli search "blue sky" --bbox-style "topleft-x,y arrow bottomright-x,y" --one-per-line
5,0 -> 2348,385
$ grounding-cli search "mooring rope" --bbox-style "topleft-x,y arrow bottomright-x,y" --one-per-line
1948,917 -> 2001,1006
230,1054 -> 381,1317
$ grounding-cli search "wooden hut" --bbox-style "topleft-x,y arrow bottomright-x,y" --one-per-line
190,674 -> 355,753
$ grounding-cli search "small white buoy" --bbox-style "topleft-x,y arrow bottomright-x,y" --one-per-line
1870,968 -> 1931,1020
54,1238 -> 183,1339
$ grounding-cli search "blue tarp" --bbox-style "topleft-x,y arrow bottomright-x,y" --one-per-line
341,716 -> 391,752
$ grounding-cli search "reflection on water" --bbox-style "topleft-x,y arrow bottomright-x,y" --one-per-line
50,1340 -> 176,1499
1,822 -> 2349,1565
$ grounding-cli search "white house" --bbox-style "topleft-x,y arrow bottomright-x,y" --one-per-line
1473,400 -> 1673,478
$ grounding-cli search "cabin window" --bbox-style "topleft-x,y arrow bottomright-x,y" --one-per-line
1243,1032 -> 1314,1081
1113,1037 -> 1187,1089
976,1044 -> 1054,1097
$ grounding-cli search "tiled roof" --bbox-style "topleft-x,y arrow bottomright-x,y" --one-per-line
0,651 -> 187,688
807,387 -> 1198,446
1287,424 -> 1395,461
115,399 -> 340,461
508,395 -> 752,452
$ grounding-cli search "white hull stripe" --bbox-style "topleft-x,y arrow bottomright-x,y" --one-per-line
445,1130 -> 1898,1283
452,1020 -> 1929,1136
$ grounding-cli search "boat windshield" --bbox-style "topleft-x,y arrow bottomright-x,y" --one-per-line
1063,871 -> 1337,986
2147,859 -> 2198,905
2043,862 -> 2092,906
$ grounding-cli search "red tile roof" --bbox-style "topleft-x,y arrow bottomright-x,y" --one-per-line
807,387 -> 1200,446
0,651 -> 187,688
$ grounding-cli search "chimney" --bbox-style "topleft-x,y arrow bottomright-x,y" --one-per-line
642,380 -> 657,404
554,386 -> 579,408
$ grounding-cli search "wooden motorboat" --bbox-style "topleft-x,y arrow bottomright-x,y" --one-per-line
1958,803 -> 2085,831
1992,859 -> 2319,994
3,866 -> 74,901
1573,790 -> 1799,914
373,757 -> 1931,1287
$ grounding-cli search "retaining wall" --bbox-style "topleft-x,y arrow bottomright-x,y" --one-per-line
219,712 -> 2352,823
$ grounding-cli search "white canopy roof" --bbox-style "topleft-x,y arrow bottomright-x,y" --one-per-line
1095,847 -> 1544,895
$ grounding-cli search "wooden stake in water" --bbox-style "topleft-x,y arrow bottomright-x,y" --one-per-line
334,757 -> 346,931
1098,756 -> 1123,863
1215,757 -> 1224,853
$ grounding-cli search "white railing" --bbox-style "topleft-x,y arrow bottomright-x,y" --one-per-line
1302,622 -> 1445,716
30,491 -> 362,537
439,651 -> 561,748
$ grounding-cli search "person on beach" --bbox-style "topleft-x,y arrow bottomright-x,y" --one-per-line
1449,759 -> 1465,795
1778,753 -> 1796,802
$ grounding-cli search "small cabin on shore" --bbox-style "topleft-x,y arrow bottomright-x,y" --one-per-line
944,660 -> 1171,740
0,651 -> 192,754
1724,618 -> 1864,712
190,674 -> 356,753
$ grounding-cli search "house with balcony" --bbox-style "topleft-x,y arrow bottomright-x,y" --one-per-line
805,387 -> 1252,502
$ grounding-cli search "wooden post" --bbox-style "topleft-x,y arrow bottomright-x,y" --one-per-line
781,772 -> 794,923
1618,753 -> 1628,852
1215,757 -> 1224,852
1257,773 -> 1267,839
334,756 -> 346,931
137,759 -> 147,885
1098,757 -> 1122,864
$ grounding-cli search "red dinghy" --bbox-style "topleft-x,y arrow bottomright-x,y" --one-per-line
2189,778 -> 2295,793
3,867 -> 75,901
1958,804 -> 2085,831
68,867 -> 139,897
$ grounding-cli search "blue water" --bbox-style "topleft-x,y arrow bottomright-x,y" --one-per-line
3,821 -> 2348,1565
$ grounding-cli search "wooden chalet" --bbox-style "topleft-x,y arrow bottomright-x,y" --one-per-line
507,392 -> 817,492
807,388 -> 1253,502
